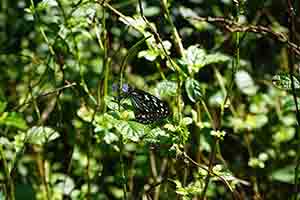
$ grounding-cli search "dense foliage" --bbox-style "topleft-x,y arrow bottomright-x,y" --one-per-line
1,0 -> 300,199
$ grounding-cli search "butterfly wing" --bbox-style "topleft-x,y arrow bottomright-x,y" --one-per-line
128,89 -> 170,124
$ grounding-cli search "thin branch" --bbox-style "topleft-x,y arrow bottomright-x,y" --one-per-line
13,82 -> 77,111
187,16 -> 300,58
182,152 -> 233,192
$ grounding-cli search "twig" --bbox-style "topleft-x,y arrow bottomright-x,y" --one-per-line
13,82 -> 77,111
160,0 -> 185,57
182,152 -> 234,193
187,16 -> 300,58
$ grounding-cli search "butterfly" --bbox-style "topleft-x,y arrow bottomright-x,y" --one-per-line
119,84 -> 171,124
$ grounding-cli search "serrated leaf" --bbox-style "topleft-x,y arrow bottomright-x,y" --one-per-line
185,78 -> 202,103
26,126 -> 60,145
144,127 -> 170,144
94,113 -> 118,131
105,96 -> 119,111
156,80 -> 177,97
272,73 -> 300,91
115,121 -> 146,142
182,45 -> 206,74
179,45 -> 230,75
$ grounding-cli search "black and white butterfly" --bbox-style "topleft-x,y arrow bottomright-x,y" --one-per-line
119,84 -> 171,124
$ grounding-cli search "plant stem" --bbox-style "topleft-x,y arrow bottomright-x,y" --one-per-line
119,136 -> 128,200
286,1 -> 300,199
160,0 -> 185,58
200,138 -> 218,200
0,145 -> 15,200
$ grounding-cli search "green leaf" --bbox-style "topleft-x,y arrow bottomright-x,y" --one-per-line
103,131 -> 119,144
229,114 -> 268,131
105,96 -> 119,111
119,16 -> 147,32
0,101 -> 7,114
281,96 -> 300,112
77,106 -> 94,122
26,126 -> 60,145
245,114 -> 268,130
272,126 -> 295,144
156,80 -> 177,97
179,45 -> 230,75
270,165 -> 298,184
115,121 -> 147,143
199,134 -> 211,152
143,6 -> 160,17
144,127 -> 170,144
0,112 -> 28,130
181,45 -> 206,74
185,78 -> 202,103
204,53 -> 230,66
235,70 -> 258,96
272,73 -> 300,91
181,117 -> 193,126
138,49 -> 158,61
94,114 -> 120,142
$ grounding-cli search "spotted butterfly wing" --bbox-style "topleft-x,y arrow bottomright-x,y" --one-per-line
121,84 -> 170,124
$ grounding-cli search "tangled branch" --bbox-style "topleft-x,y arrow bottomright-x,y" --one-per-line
189,16 -> 300,58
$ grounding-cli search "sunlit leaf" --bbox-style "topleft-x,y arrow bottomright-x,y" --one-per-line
204,53 -> 230,66
245,114 -> 268,130
115,121 -> 147,142
235,70 -> 258,96
0,112 -> 28,130
26,126 -> 60,145
180,45 -> 206,74
272,73 -> 300,91
179,45 -> 230,74
271,165 -> 298,184
77,106 -> 94,122
181,117 -> 193,126
144,127 -> 170,144
51,174 -> 75,195
138,49 -> 158,61
94,113 -> 118,132
105,96 -> 119,111
272,127 -> 295,144
119,16 -> 147,32
156,80 -> 177,97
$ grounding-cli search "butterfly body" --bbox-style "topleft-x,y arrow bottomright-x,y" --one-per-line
121,84 -> 171,124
